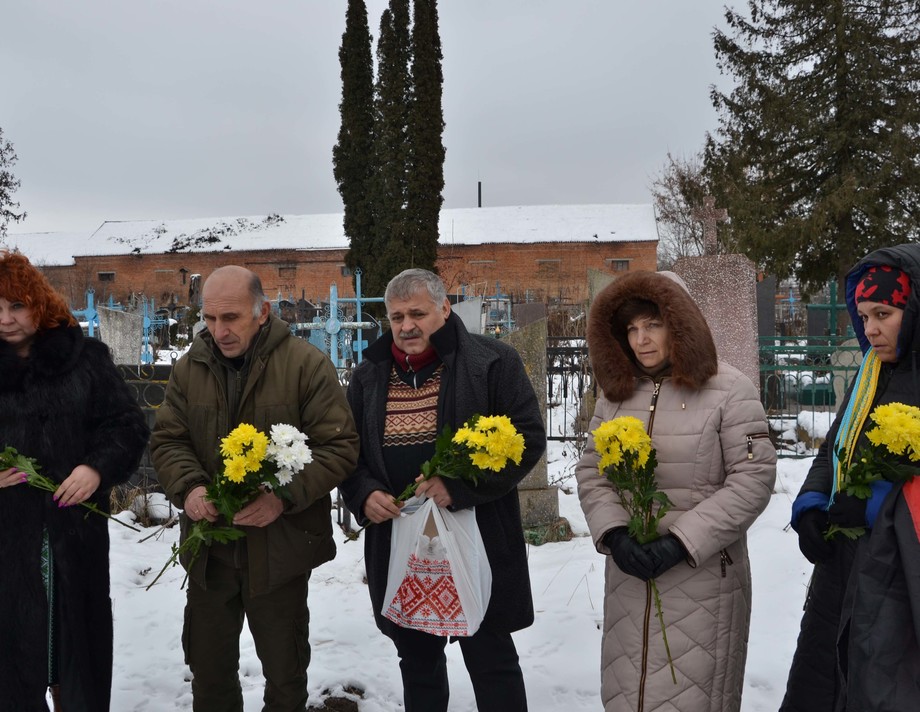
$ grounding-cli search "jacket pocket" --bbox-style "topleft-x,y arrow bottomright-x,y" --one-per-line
745,432 -> 772,460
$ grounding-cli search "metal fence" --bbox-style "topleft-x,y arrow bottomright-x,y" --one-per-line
546,337 -> 591,445
759,336 -> 861,456
759,336 -> 861,416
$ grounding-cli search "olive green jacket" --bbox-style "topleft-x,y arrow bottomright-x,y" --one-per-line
151,315 -> 359,595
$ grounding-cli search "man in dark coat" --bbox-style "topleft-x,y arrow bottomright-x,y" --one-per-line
339,268 -> 546,712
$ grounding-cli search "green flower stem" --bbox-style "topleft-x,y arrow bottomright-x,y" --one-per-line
145,519 -> 244,590
345,482 -> 420,544
650,578 -> 677,685
1,447 -> 140,533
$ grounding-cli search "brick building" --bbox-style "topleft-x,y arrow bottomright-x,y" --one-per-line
6,204 -> 657,312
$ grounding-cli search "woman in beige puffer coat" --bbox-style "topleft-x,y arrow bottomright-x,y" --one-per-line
575,270 -> 776,712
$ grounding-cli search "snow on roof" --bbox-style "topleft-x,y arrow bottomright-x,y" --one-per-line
5,203 -> 657,266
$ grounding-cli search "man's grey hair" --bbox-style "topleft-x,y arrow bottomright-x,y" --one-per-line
384,268 -> 447,307
248,272 -> 268,318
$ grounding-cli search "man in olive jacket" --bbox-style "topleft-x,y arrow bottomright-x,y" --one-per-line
151,266 -> 358,712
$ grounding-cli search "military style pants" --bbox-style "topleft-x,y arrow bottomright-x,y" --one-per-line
183,557 -> 311,712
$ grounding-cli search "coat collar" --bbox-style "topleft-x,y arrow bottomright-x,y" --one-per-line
0,322 -> 85,389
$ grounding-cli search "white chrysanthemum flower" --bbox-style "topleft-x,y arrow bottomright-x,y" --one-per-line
265,424 -> 312,486
287,441 -> 313,467
270,423 -> 308,446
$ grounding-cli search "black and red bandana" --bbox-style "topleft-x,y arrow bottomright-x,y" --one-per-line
855,265 -> 911,308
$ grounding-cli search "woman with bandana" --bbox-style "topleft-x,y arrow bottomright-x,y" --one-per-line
781,244 -> 920,711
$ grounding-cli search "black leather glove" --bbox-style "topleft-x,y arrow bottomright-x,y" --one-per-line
644,535 -> 687,578
604,527 -> 657,581
796,509 -> 834,564
827,492 -> 867,528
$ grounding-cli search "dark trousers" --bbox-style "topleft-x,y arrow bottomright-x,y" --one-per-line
183,557 -> 310,712
390,626 -> 527,712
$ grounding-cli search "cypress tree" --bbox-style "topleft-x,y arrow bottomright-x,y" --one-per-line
403,0 -> 445,273
369,0 -> 413,296
708,0 -> 920,302
333,0 -> 376,293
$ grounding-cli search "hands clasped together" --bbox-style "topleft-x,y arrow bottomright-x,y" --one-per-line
183,484 -> 283,528
605,527 -> 687,581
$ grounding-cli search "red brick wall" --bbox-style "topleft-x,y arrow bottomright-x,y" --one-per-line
42,240 -> 656,309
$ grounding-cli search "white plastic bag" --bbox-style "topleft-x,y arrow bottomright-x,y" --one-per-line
382,496 -> 492,637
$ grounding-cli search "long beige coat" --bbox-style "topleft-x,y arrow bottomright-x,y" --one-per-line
575,271 -> 776,712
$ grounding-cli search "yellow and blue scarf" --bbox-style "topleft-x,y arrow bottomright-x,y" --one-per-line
831,348 -> 882,498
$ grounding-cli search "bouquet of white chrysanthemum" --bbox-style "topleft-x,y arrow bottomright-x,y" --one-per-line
146,422 -> 312,590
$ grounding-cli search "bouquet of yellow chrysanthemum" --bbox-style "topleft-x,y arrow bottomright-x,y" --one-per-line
0,446 -> 140,532
146,422 -> 312,589
828,402 -> 920,540
592,415 -> 676,684
349,414 -> 525,542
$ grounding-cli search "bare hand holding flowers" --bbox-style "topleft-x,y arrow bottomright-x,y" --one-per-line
0,446 -> 140,532
349,414 -> 525,541
146,422 -> 312,589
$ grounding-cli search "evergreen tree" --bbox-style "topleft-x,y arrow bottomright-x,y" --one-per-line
370,0 -> 413,296
0,128 -> 26,238
403,0 -> 445,273
333,0 -> 376,293
334,0 -> 446,296
708,0 -> 920,300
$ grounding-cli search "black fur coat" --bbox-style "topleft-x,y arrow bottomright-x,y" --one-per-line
0,324 -> 149,712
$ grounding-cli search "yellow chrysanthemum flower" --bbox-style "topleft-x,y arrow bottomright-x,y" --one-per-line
244,448 -> 264,473
470,451 -> 507,472
867,402 -> 920,461
223,456 -> 248,484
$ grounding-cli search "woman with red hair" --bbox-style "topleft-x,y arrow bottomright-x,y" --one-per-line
0,251 -> 149,711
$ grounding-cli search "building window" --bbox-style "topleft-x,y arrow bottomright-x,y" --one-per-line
536,259 -> 561,275
98,272 -> 116,282
340,265 -> 352,277
279,266 -> 296,280
606,258 -> 631,272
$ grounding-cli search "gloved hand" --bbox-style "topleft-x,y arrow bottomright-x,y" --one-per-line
796,508 -> 834,564
644,535 -> 687,578
604,527 -> 657,581
827,492 -> 867,528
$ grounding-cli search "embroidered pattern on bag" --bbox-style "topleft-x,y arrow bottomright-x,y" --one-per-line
384,552 -> 468,636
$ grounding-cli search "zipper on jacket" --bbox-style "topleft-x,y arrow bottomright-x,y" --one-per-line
646,380 -> 663,434
720,548 -> 734,577
636,376 -> 664,712
746,433 -> 770,460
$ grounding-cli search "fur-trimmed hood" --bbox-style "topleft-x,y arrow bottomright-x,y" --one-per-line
587,270 -> 718,400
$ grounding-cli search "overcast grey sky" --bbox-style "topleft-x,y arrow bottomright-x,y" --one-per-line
2,0 -> 731,234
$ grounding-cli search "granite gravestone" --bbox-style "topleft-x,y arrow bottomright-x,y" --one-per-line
674,197 -> 761,393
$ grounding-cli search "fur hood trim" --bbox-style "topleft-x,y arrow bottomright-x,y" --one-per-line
587,270 -> 718,400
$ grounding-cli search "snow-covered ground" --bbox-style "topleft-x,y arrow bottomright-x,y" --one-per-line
101,441 -> 815,712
